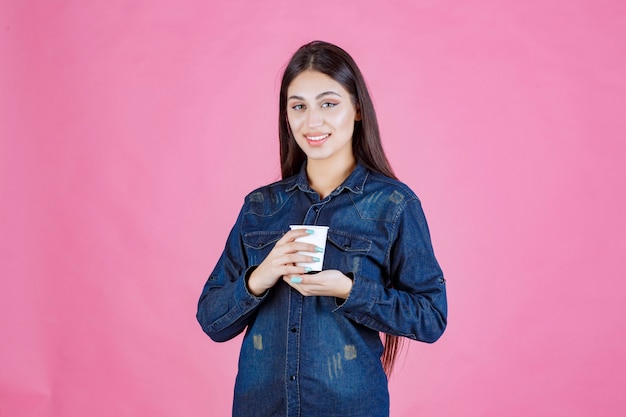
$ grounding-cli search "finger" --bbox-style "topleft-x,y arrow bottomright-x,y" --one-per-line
279,242 -> 323,258
286,274 -> 323,287
276,228 -> 314,246
281,264 -> 312,275
283,275 -> 331,296
269,237 -> 318,259
279,253 -> 321,266
294,241 -> 323,254
289,275 -> 304,284
273,242 -> 317,258
282,274 -> 306,285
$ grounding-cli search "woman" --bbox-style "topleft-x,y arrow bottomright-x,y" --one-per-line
197,41 -> 447,417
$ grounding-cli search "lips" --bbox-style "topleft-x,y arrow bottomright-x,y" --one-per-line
305,133 -> 330,146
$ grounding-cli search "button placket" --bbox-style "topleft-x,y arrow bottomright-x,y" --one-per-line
285,290 -> 302,414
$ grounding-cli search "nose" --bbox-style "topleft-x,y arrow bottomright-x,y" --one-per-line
306,108 -> 323,128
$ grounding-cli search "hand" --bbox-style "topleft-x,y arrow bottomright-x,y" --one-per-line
283,270 -> 353,300
247,229 -> 321,296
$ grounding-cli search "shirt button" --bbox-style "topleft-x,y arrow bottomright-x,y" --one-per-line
290,327 -> 298,333
289,375 -> 296,381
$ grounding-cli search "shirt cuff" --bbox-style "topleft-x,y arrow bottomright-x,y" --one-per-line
232,266 -> 268,311
332,272 -> 377,314
241,265 -> 269,300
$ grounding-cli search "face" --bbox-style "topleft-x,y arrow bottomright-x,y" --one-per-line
286,70 -> 361,167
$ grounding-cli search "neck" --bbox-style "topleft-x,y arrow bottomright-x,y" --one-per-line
306,157 -> 357,199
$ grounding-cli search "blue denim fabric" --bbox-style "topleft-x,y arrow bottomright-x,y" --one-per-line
197,163 -> 447,417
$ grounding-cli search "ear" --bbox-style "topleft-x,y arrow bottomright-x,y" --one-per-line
355,106 -> 362,121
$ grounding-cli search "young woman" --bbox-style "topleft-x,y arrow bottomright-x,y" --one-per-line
197,41 -> 447,417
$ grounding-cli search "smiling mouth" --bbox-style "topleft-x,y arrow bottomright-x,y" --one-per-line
306,134 -> 330,142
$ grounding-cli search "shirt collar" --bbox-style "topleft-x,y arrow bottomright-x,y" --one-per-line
285,162 -> 368,195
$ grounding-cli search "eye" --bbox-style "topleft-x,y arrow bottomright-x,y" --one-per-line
321,102 -> 338,108
291,104 -> 305,111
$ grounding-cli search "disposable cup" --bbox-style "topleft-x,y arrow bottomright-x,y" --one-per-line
289,225 -> 329,271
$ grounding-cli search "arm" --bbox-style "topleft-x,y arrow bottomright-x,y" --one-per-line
335,198 -> 447,343
196,209 -> 265,342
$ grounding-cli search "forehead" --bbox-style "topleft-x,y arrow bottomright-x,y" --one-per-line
287,70 -> 349,98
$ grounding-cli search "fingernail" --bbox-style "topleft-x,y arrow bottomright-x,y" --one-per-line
304,267 -> 313,273
290,277 -> 302,284
312,257 -> 320,262
305,229 -> 315,234
315,246 -> 324,253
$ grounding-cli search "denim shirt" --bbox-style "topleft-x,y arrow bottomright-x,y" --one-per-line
197,163 -> 447,417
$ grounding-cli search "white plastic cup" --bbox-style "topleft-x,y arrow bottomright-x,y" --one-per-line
289,225 -> 329,271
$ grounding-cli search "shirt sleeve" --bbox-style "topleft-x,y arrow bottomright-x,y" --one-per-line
196,206 -> 268,342
334,197 -> 447,343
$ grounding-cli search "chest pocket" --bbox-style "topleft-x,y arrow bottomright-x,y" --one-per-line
242,231 -> 284,267
326,230 -> 372,275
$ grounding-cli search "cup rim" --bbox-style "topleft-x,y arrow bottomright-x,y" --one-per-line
289,225 -> 329,230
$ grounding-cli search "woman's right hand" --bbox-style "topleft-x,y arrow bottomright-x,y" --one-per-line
247,229 -> 320,296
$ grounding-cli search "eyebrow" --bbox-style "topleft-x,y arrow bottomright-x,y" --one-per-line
287,91 -> 342,101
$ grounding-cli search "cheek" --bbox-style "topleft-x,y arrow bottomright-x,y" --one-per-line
287,114 -> 301,131
333,110 -> 357,131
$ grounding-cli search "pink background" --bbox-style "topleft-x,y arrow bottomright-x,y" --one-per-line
2,1 -> 625,416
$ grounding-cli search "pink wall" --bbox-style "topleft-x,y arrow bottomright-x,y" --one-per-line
2,1 -> 625,416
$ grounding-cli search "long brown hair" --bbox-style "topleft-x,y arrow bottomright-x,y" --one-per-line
278,40 -> 402,376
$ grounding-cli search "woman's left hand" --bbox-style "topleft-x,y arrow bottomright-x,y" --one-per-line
283,270 -> 353,300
